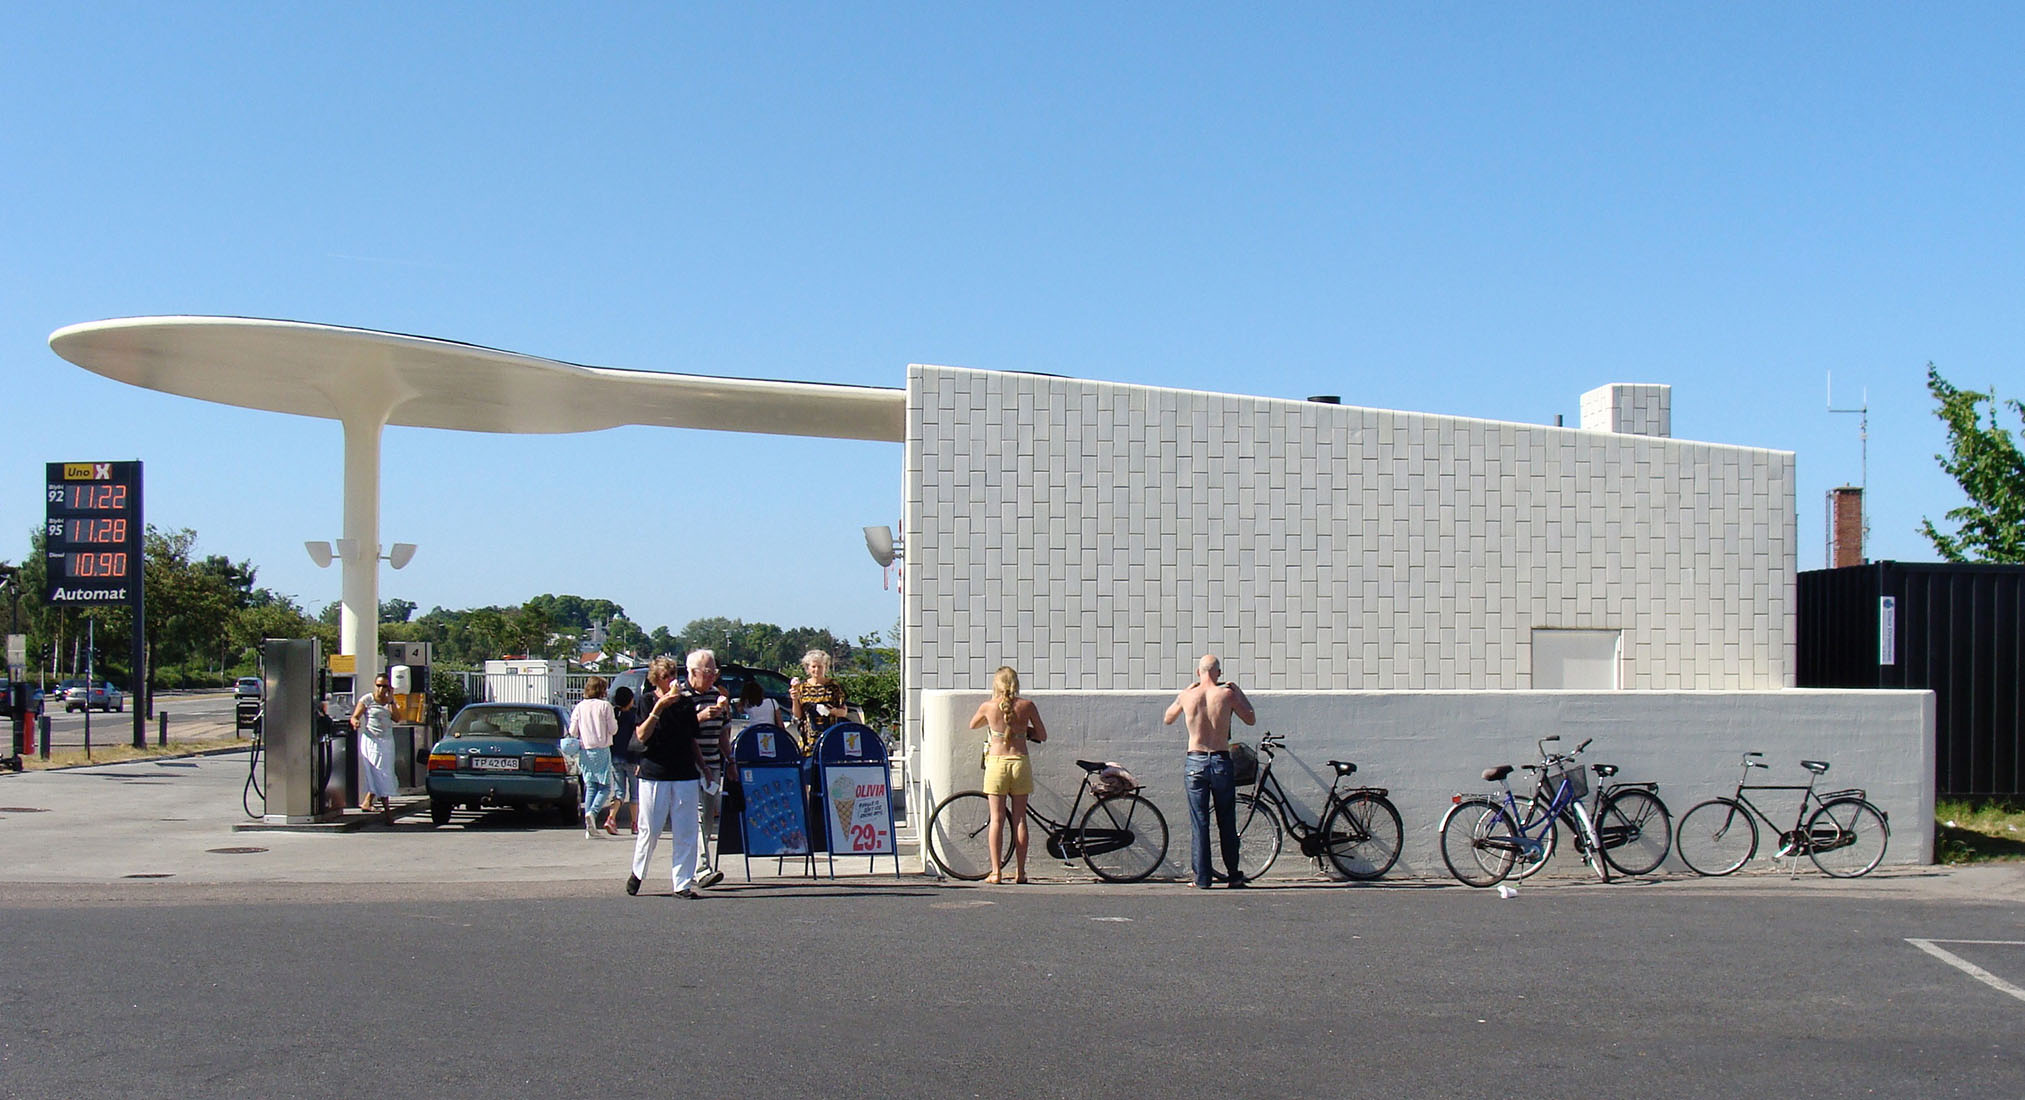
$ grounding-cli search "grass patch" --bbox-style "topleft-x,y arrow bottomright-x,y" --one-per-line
1936,797 -> 2025,863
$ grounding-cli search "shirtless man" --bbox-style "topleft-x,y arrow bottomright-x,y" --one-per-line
1163,653 -> 1257,888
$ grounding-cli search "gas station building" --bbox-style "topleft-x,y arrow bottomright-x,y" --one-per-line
51,317 -> 1933,869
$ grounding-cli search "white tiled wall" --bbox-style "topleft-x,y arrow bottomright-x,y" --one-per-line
1581,383 -> 1673,438
903,366 -> 1796,748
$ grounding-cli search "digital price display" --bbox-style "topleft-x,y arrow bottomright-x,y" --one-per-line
45,461 -> 143,605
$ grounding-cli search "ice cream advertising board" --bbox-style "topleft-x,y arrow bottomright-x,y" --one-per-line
739,765 -> 811,856
822,765 -> 894,854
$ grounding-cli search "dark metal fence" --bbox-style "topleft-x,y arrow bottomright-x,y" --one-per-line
1798,561 -> 2025,799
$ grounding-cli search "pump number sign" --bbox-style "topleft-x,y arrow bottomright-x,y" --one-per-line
45,461 -> 143,606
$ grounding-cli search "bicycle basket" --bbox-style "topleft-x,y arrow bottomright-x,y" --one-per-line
1229,742 -> 1259,786
1090,764 -> 1136,799
1544,764 -> 1587,801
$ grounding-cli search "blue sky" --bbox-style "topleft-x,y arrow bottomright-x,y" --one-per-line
4,4 -> 2020,643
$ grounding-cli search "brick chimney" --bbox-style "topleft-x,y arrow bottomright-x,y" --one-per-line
1828,486 -> 1864,567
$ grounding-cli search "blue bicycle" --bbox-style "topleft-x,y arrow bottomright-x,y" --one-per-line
1439,736 -> 1612,886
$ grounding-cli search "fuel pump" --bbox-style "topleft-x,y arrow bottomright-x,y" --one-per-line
254,637 -> 344,824
384,641 -> 432,789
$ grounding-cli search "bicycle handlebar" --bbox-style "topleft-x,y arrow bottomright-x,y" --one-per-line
1538,736 -> 1594,767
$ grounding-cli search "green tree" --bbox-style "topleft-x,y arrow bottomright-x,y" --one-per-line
601,614 -> 649,657
647,626 -> 678,657
524,593 -> 625,632
228,591 -> 333,671
1921,364 -> 2025,563
833,622 -> 900,731
379,598 -> 417,623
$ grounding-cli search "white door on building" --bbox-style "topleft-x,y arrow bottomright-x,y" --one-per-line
1531,629 -> 1622,689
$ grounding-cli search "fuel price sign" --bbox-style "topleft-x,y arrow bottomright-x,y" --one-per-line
45,461 -> 143,605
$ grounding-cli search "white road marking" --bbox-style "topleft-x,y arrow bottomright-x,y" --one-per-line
1906,939 -> 2025,1005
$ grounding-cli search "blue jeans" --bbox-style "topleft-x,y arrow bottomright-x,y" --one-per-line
1184,752 -> 1240,886
580,748 -> 615,817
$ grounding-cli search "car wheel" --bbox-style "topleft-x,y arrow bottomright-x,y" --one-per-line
114,698 -> 123,712
429,795 -> 453,826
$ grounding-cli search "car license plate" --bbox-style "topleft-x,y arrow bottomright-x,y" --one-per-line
470,756 -> 520,772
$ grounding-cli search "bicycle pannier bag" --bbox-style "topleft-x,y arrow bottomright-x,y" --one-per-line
1229,742 -> 1258,786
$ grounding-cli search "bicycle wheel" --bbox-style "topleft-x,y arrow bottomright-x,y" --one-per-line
1210,794 -> 1284,883
1676,798 -> 1758,876
1078,793 -> 1170,883
1439,797 -> 1519,887
1321,792 -> 1403,881
926,791 -> 1009,881
1806,798 -> 1889,878
1597,788 -> 1673,876
1508,794 -> 1559,880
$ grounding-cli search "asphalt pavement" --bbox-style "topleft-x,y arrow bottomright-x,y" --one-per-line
2,753 -> 2022,1097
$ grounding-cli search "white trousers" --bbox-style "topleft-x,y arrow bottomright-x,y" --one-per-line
632,778 -> 700,892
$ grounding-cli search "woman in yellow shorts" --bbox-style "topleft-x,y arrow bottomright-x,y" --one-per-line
968,666 -> 1048,884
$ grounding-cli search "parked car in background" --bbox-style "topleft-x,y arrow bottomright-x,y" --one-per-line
608,662 -> 796,723
0,679 -> 45,714
234,676 -> 263,700
65,681 -> 123,712
424,702 -> 577,826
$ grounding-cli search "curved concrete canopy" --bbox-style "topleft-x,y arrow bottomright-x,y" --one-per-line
48,315 -> 905,442
46,314 -> 907,692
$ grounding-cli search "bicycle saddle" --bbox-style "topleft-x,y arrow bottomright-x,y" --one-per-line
1801,759 -> 1830,775
1329,760 -> 1357,777
1076,759 -> 1107,773
1483,765 -> 1514,782
1592,763 -> 1619,778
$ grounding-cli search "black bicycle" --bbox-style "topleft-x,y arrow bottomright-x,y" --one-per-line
1675,752 -> 1889,878
926,759 -> 1171,883
1215,731 -> 1403,882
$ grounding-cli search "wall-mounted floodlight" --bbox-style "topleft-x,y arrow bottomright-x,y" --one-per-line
864,525 -> 900,568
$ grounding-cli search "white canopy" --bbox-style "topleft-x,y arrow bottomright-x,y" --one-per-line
48,315 -> 905,441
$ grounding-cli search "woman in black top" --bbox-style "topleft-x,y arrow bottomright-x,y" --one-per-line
626,656 -> 713,897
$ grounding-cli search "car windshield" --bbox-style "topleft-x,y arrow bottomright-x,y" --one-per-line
451,707 -> 563,740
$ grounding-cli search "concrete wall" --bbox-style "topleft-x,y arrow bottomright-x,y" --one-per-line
918,689 -> 1934,878
901,365 -> 1798,759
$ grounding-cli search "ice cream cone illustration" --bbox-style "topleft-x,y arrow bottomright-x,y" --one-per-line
830,773 -> 858,831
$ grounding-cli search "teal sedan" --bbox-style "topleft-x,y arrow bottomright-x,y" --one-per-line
425,703 -> 579,826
